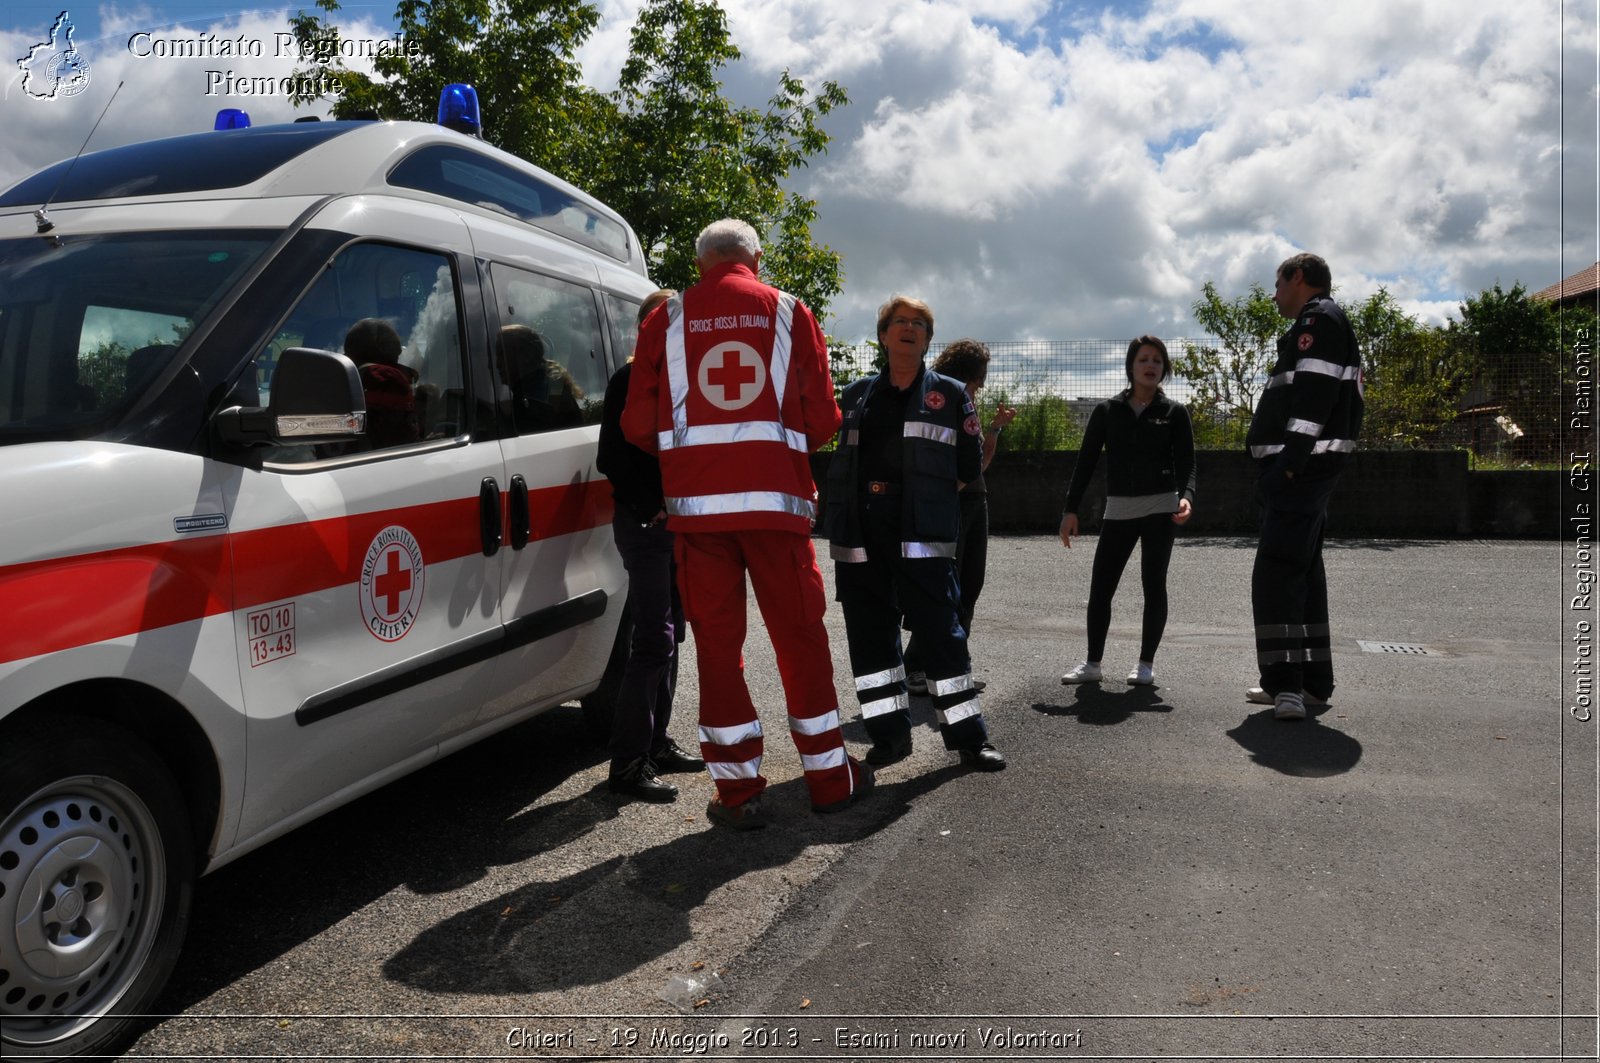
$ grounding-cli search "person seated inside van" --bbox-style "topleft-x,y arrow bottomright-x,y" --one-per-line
496,323 -> 583,433
344,318 -> 419,449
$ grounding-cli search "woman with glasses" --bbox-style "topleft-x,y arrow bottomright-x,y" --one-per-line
1058,335 -> 1196,687
823,296 -> 1006,773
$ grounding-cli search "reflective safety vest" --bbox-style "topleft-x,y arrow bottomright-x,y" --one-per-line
823,366 -> 981,562
622,261 -> 839,534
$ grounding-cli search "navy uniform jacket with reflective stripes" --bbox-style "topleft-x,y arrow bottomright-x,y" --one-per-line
824,366 -> 982,560
1245,294 -> 1365,477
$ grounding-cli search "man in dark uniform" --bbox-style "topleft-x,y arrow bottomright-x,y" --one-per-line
824,295 -> 1005,771
1245,253 -> 1364,721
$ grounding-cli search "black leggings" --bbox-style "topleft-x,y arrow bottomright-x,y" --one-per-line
1086,513 -> 1177,663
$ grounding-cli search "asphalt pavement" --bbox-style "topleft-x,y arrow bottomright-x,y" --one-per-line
129,536 -> 1596,1063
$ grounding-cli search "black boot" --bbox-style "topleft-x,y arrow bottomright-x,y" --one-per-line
609,757 -> 678,802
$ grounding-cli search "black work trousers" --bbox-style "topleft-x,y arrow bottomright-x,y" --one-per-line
1251,471 -> 1339,700
836,493 -> 988,752
1085,512 -> 1177,663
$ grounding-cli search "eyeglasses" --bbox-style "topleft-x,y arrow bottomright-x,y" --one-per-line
889,316 -> 929,332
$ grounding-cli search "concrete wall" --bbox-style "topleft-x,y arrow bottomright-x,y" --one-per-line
810,450 -> 1562,538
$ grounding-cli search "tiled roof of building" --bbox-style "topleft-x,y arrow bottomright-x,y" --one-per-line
1534,261 -> 1600,302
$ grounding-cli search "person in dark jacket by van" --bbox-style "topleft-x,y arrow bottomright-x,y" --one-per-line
1059,335 -> 1196,687
595,288 -> 704,802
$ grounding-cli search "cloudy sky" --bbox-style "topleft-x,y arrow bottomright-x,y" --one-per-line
3,0 -> 1596,345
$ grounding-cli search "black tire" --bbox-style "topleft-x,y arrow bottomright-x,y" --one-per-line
0,715 -> 196,1060
580,600 -> 632,745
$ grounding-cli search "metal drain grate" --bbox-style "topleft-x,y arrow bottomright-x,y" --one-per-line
1357,640 -> 1437,656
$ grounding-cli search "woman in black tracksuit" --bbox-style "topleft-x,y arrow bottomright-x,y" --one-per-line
1058,335 -> 1195,686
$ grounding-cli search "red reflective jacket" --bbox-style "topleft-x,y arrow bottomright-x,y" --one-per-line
623,261 -> 841,534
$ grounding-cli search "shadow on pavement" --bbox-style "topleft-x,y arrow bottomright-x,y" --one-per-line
1030,682 -> 1173,724
381,766 -> 963,994
1225,706 -> 1362,776
159,705 -> 616,1012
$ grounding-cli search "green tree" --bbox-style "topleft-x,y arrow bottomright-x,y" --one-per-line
1445,283 -> 1567,458
1174,281 -> 1286,448
1350,288 -> 1459,449
290,0 -> 848,322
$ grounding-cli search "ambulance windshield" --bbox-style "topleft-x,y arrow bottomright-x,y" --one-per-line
0,231 -> 271,439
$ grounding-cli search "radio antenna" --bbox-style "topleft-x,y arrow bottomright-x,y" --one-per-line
35,78 -> 124,235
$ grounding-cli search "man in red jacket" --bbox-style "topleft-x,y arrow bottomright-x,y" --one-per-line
624,219 -> 871,829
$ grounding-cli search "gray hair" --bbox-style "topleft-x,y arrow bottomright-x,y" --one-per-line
695,218 -> 762,262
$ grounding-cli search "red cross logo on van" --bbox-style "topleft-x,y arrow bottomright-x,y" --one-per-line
698,341 -> 766,411
360,525 -> 426,642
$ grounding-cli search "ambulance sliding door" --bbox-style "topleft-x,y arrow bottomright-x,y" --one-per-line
225,215 -> 507,847
477,259 -> 624,721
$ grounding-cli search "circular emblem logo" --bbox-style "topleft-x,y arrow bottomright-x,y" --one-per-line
963,413 -> 982,436
359,525 -> 425,642
45,50 -> 91,97
925,391 -> 946,410
697,342 -> 767,411
1297,333 -> 1314,352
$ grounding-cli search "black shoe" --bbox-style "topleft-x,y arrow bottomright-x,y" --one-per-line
651,738 -> 705,773
959,743 -> 1007,772
865,735 -> 913,767
972,679 -> 987,692
609,758 -> 678,802
813,761 -> 875,813
706,795 -> 767,830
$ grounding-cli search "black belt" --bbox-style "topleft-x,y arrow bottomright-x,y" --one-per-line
865,480 -> 901,495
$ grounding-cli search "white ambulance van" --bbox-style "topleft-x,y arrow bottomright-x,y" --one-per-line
0,90 -> 653,1057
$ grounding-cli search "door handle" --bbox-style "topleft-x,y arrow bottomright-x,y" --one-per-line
509,475 -> 530,550
479,477 -> 502,556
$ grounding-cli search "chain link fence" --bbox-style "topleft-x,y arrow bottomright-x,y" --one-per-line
830,340 -> 1569,464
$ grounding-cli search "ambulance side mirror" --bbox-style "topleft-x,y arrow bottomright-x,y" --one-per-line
215,347 -> 367,446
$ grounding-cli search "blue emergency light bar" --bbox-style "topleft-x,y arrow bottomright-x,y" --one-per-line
437,84 -> 481,136
214,109 -> 251,130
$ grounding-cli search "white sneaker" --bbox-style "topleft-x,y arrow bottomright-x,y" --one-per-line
1273,692 -> 1307,720
1061,661 -> 1103,684
1126,662 -> 1154,685
1248,687 -> 1329,707
906,671 -> 928,695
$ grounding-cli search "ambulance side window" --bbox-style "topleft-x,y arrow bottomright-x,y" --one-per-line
255,243 -> 466,463
490,264 -> 607,434
602,292 -> 644,367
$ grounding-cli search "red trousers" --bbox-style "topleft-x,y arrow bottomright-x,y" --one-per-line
674,529 -> 856,808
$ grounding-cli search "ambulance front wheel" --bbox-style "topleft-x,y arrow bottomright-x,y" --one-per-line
0,716 -> 196,1059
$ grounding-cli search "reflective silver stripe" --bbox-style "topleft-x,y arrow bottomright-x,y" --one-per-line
862,692 -> 910,718
937,697 -> 982,726
904,540 -> 958,559
831,544 -> 869,563
664,296 -> 691,442
700,720 -> 763,746
800,747 -> 847,772
904,420 -> 957,445
770,292 -> 796,410
660,420 -> 807,452
667,491 -> 817,520
843,429 -> 859,446
932,673 -> 974,696
1256,623 -> 1331,638
1257,647 -> 1333,665
855,665 -> 907,691
1265,371 -> 1294,389
1297,358 -> 1359,380
707,757 -> 761,780
789,709 -> 842,736
1287,417 -> 1323,435
1251,439 -> 1359,459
